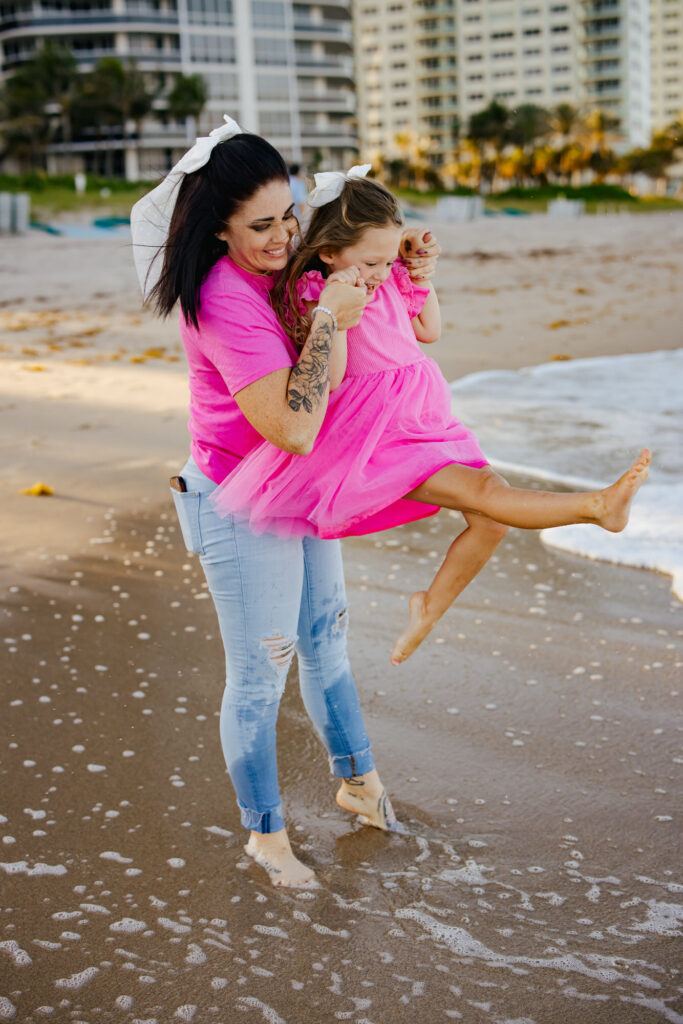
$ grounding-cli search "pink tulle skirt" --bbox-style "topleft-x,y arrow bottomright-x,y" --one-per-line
211,358 -> 488,538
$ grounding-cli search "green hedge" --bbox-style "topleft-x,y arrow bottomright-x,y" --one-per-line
495,183 -> 637,202
0,172 -> 149,193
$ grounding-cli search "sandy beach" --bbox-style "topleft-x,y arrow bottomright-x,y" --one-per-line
1,212 -> 681,1023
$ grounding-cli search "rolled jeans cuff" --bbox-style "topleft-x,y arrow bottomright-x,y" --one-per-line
329,745 -> 374,779
239,801 -> 285,834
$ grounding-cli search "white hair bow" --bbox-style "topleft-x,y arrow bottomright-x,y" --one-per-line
131,114 -> 243,300
307,163 -> 372,208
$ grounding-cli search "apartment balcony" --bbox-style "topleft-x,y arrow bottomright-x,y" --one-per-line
420,97 -> 459,113
418,26 -> 457,44
311,0 -> 353,9
300,124 -> 357,143
583,60 -> 623,80
579,0 -> 621,17
583,38 -> 622,56
583,23 -> 622,45
298,90 -> 355,112
127,48 -> 182,62
295,53 -> 354,76
293,18 -> 352,42
420,83 -> 457,99
0,8 -> 179,31
416,3 -> 457,16
418,58 -> 456,75
585,79 -> 623,97
416,40 -> 457,58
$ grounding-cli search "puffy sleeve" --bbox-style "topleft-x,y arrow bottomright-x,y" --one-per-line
392,261 -> 431,319
294,269 -> 326,310
282,270 -> 327,331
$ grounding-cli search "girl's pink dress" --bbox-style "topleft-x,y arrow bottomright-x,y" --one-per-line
210,263 -> 488,538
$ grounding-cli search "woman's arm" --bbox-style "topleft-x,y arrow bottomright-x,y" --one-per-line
310,265 -> 364,389
300,298 -> 347,390
233,280 -> 365,455
411,284 -> 441,344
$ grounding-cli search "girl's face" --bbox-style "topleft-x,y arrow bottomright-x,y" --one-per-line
217,179 -> 297,275
322,224 -> 403,295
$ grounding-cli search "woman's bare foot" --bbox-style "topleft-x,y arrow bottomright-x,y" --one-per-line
245,829 -> 319,889
336,768 -> 398,831
390,590 -> 436,665
592,449 -> 651,532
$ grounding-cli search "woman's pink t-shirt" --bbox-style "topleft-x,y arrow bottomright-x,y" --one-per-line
179,256 -> 298,484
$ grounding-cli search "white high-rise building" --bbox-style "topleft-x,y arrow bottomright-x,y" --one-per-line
353,0 -> 660,166
581,0 -> 651,147
651,0 -> 683,131
457,0 -> 582,131
353,0 -> 419,163
0,0 -> 357,178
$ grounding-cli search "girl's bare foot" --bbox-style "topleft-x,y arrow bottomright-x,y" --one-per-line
592,449 -> 651,532
336,768 -> 398,831
390,590 -> 435,665
245,829 -> 319,889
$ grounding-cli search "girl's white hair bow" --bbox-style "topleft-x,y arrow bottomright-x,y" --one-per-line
307,163 -> 372,208
131,114 -> 243,300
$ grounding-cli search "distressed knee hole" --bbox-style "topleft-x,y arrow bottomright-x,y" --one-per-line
332,607 -> 349,635
260,632 -> 297,678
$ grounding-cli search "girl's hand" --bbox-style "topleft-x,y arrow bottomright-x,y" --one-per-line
327,265 -> 366,289
399,229 -> 441,282
318,277 -> 368,331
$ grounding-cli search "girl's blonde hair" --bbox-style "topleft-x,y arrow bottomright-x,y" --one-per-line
272,175 -> 404,348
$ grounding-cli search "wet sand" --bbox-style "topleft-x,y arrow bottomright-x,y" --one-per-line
1,213 -> 682,1023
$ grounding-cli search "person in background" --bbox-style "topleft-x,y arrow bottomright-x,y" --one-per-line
289,163 -> 308,220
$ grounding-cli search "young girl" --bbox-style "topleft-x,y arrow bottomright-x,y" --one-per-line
210,170 -> 650,665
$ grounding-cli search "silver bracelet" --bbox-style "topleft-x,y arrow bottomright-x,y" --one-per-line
311,305 -> 338,334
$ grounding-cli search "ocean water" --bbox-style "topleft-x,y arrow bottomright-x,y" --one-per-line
450,349 -> 683,600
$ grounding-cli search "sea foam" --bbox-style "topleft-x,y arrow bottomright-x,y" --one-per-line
451,349 -> 683,599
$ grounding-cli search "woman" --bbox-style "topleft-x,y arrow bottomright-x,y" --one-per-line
131,118 -> 438,888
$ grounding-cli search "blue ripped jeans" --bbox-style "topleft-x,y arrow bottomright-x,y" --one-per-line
172,456 -> 375,834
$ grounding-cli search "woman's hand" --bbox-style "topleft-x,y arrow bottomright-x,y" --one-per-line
399,229 -> 441,283
319,271 -> 368,331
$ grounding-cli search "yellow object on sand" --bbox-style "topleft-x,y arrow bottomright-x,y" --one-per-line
20,482 -> 54,496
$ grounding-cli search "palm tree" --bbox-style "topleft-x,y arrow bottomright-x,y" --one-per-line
0,41 -> 78,169
582,109 -> 618,183
30,41 -> 79,149
496,145 -> 529,187
507,103 -> 550,149
166,73 -> 208,143
0,68 -> 48,169
76,57 -> 153,176
394,128 -> 433,188
549,102 -> 580,145
467,100 -> 510,188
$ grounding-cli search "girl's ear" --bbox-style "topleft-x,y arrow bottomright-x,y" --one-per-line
318,248 -> 337,268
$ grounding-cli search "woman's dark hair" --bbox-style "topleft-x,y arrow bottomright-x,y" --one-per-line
149,133 -> 289,328
272,175 -> 403,348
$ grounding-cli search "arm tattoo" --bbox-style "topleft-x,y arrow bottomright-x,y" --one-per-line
287,319 -> 332,414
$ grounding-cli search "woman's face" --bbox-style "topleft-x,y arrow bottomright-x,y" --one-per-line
217,179 -> 297,275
